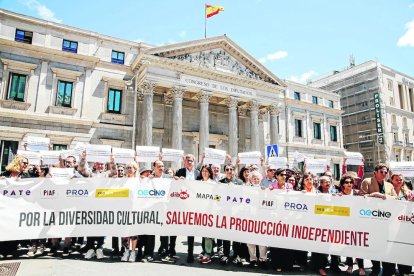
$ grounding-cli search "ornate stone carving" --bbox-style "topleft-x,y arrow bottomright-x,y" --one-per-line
163,92 -> 173,105
141,81 -> 155,95
170,86 -> 185,99
248,100 -> 259,112
258,109 -> 267,121
169,48 -> 264,81
197,90 -> 211,104
268,103 -> 282,115
237,105 -> 248,116
225,96 -> 238,109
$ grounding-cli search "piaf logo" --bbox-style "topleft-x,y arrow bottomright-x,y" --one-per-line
41,189 -> 57,199
170,190 -> 190,200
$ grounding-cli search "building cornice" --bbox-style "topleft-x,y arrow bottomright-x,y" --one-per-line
0,110 -> 95,126
285,99 -> 343,115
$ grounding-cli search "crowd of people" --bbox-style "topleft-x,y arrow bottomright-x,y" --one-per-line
0,151 -> 413,276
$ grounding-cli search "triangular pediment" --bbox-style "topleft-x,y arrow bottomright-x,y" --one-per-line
143,35 -> 285,87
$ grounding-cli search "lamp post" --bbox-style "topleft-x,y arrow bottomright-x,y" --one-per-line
126,72 -> 139,150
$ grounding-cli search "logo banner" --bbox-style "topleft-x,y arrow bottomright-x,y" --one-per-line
0,178 -> 413,265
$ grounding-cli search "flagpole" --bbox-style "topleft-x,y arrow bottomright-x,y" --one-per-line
204,3 -> 207,38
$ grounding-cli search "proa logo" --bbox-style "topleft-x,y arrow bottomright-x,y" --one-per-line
196,193 -> 221,201
398,213 -> 414,224
66,189 -> 89,197
170,190 -> 190,200
1,189 -> 31,197
41,189 -> 57,199
226,196 -> 250,204
284,202 -> 308,212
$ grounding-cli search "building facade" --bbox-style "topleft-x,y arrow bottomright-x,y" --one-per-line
0,9 -> 344,173
311,60 -> 414,171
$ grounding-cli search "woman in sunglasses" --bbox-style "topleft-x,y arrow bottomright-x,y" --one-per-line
0,155 -> 31,259
338,175 -> 366,276
269,168 -> 294,191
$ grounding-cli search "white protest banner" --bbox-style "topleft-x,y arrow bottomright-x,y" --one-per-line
389,161 -> 414,177
0,178 -> 413,266
135,146 -> 160,162
49,168 -> 74,178
17,150 -> 41,165
305,158 -> 327,173
162,148 -> 184,162
238,151 -> 261,165
294,151 -> 305,163
74,142 -> 87,157
86,144 -> 112,163
112,147 -> 135,164
268,157 -> 288,169
345,151 -> 364,166
39,150 -> 61,165
203,148 -> 226,165
26,136 -> 50,152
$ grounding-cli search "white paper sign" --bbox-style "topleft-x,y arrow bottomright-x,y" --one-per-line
74,142 -> 87,157
17,150 -> 41,165
238,151 -> 261,165
162,148 -> 184,162
294,151 -> 305,163
39,150 -> 61,165
345,151 -> 364,166
389,161 -> 414,177
112,147 -> 136,164
305,158 -> 328,174
86,144 -> 112,163
203,148 -> 226,165
49,167 -> 74,178
135,146 -> 160,162
26,136 -> 50,152
268,157 -> 288,169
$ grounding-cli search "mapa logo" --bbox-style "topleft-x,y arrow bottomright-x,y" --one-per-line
196,193 -> 221,201
41,189 -> 57,199
170,190 -> 190,200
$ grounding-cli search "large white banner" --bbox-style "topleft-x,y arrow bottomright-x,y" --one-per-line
0,178 -> 413,266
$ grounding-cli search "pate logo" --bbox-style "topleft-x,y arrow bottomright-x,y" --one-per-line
226,196 -> 251,204
170,190 -> 190,200
398,213 -> 414,224
41,189 -> 57,199
359,209 -> 391,220
66,189 -> 89,197
314,205 -> 350,217
260,199 -> 277,209
196,193 -> 221,201
95,189 -> 129,198
1,189 -> 31,197
284,202 -> 308,212
137,189 -> 166,198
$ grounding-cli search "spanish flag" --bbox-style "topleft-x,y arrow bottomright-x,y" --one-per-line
206,4 -> 224,18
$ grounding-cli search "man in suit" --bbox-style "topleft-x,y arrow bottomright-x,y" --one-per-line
161,154 -> 200,263
360,163 -> 397,276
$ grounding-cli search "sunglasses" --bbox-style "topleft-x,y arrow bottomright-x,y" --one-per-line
378,171 -> 388,174
21,162 -> 28,165
279,173 -> 287,176
225,168 -> 234,172
118,169 -> 124,172
126,166 -> 133,169
344,181 -> 353,184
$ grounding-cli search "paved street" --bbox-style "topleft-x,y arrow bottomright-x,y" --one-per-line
1,236 -> 413,276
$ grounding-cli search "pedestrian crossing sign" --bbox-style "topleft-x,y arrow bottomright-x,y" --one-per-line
266,144 -> 278,158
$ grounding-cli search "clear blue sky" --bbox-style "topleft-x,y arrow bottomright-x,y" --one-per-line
1,0 -> 414,83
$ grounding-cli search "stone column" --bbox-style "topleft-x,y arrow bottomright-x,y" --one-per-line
162,92 -> 174,148
268,103 -> 281,144
249,100 -> 260,151
171,86 -> 185,150
141,81 -> 155,146
226,96 -> 238,158
197,90 -> 211,156
258,109 -> 266,157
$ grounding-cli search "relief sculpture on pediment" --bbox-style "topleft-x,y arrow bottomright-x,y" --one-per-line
170,49 -> 264,81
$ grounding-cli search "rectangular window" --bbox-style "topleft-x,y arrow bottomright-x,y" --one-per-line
107,88 -> 122,113
294,91 -> 301,101
111,50 -> 125,64
56,80 -> 73,107
313,122 -> 321,139
398,84 -> 404,109
330,125 -> 337,142
328,100 -> 334,108
295,119 -> 302,137
8,73 -> 27,101
405,133 -> 409,144
407,155 -> 411,161
52,144 -> 67,151
312,96 -> 318,104
333,163 -> 340,180
387,79 -> 393,91
15,29 -> 33,44
62,39 -> 78,53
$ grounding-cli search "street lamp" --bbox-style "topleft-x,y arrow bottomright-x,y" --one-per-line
126,72 -> 139,150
